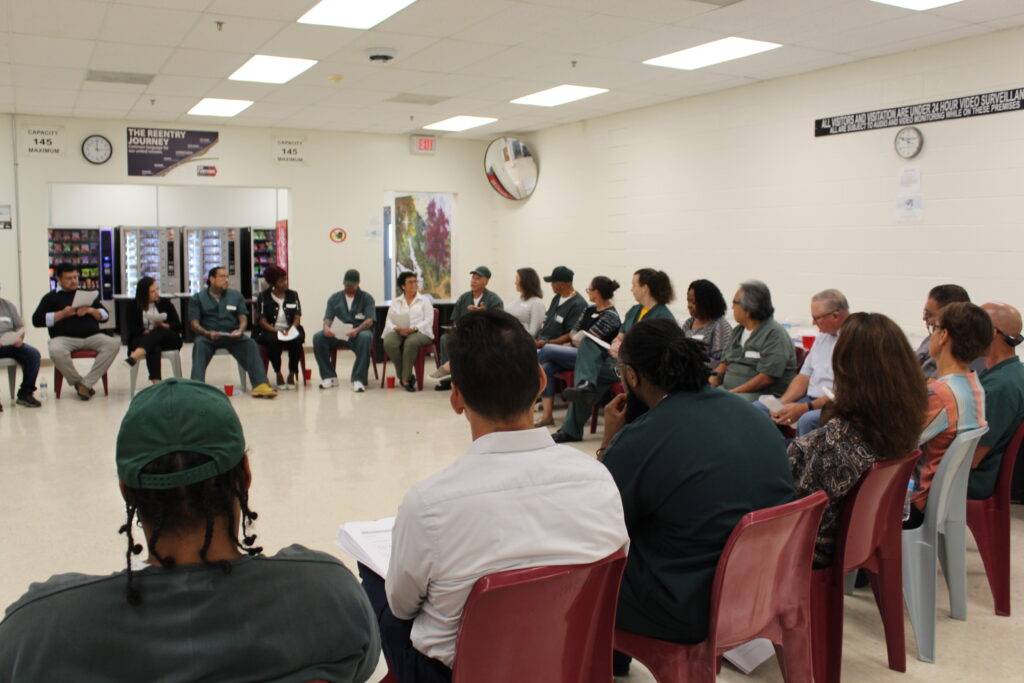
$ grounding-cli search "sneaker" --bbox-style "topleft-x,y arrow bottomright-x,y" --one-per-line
319,377 -> 339,389
429,365 -> 450,380
286,373 -> 298,390
75,382 -> 92,401
251,382 -> 278,399
124,357 -> 136,368
16,394 -> 42,408
352,381 -> 366,393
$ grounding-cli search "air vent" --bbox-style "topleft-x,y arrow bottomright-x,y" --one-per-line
386,93 -> 450,106
85,70 -> 155,86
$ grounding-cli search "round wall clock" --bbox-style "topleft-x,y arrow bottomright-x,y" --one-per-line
81,134 -> 113,164
894,126 -> 923,159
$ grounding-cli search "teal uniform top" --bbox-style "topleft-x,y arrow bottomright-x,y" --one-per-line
538,293 -> 587,341
451,289 -> 504,322
621,303 -> 675,334
322,289 -> 376,327
602,388 -> 795,643
189,288 -> 248,333
969,357 -> 1024,499
0,545 -> 381,683
721,317 -> 797,396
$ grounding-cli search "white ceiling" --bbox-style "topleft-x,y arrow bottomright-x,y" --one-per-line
0,0 -> 1021,139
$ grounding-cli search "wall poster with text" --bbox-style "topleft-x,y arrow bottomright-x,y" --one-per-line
390,192 -> 453,300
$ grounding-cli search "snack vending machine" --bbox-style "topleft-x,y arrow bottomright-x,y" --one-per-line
184,228 -> 252,297
251,226 -> 289,294
47,227 -> 116,327
115,227 -> 183,295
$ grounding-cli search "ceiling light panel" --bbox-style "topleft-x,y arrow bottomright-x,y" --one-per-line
868,0 -> 965,10
188,97 -> 253,116
511,84 -> 609,107
644,37 -> 782,71
298,0 -> 418,30
229,55 -> 318,84
423,115 -> 497,132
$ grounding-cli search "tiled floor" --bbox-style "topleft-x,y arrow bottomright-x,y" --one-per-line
1,350 -> 1021,681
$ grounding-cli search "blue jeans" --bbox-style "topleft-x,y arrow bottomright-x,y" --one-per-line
538,344 -> 578,398
0,343 -> 41,397
753,396 -> 821,436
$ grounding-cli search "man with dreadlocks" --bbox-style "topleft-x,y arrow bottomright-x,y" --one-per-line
0,378 -> 380,681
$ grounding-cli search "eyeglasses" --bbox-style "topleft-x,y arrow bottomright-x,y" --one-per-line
996,328 -> 1024,347
927,322 -> 942,335
613,362 -> 632,378
812,310 -> 838,324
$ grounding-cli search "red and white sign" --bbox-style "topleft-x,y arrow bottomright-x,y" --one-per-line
410,134 -> 437,155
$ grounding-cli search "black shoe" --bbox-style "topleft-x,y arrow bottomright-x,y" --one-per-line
16,394 -> 42,408
564,381 -> 599,406
434,379 -> 452,392
403,379 -> 417,392
123,357 -> 136,368
551,430 -> 581,444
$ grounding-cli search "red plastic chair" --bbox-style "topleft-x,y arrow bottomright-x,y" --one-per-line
793,345 -> 808,369
54,349 -> 110,398
554,371 -> 622,434
615,491 -> 828,683
810,451 -> 919,683
380,309 -> 440,391
378,550 -> 627,683
257,343 -> 309,385
328,339 -> 379,380
967,419 -> 1024,616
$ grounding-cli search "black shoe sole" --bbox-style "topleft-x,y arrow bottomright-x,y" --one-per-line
16,398 -> 42,408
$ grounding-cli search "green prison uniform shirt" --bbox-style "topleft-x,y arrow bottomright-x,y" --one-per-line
0,545 -> 381,683
451,289 -> 504,322
969,357 -> 1024,499
721,316 -> 797,397
189,288 -> 248,333
621,303 -> 675,333
323,289 -> 376,327
602,388 -> 796,643
538,293 -> 587,341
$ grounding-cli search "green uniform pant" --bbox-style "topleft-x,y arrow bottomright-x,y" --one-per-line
383,331 -> 432,383
438,333 -> 451,365
190,335 -> 269,387
313,330 -> 373,384
561,338 -> 617,439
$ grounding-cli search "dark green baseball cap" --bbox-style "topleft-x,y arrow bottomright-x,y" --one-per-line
343,269 -> 360,285
116,378 -> 246,490
470,265 -> 492,279
543,265 -> 574,283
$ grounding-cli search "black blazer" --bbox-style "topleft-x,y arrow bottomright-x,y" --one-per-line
256,289 -> 302,329
127,298 -> 182,348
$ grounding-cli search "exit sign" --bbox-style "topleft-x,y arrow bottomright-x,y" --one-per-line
410,134 -> 437,155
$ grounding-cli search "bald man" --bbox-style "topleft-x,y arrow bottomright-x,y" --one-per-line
968,302 -> 1024,500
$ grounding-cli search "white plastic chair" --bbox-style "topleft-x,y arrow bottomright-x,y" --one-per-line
129,349 -> 183,395
902,425 -> 988,663
0,358 -> 16,399
212,347 -> 249,391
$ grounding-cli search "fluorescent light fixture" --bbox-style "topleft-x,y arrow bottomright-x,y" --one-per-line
229,55 -> 317,84
869,0 -> 964,9
511,84 -> 609,107
298,0 -> 417,29
423,115 -> 497,132
188,98 -> 253,117
644,37 -> 782,70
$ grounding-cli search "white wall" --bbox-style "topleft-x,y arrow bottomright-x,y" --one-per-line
0,116 -> 20,309
10,117 -> 495,347
491,27 -> 1024,334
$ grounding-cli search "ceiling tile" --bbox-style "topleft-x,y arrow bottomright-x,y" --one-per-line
10,0 -> 108,40
145,74 -> 218,96
323,31 -> 442,66
72,107 -> 129,120
449,2 -> 586,46
128,94 -> 198,114
407,72 -> 497,97
342,67 -> 445,93
180,14 -> 288,52
16,105 -> 75,117
89,42 -> 174,74
376,0 -> 516,38
402,39 -> 507,73
0,66 -> 13,87
162,48 -> 250,78
13,64 -> 85,89
75,89 -> 142,110
520,13 -> 663,55
0,86 -> 15,105
98,5 -> 204,47
240,101 -> 307,119
318,88 -> 390,108
262,84 -> 335,105
457,46 -> 566,79
592,0 -> 716,24
116,0 -> 213,11
78,80 -> 148,95
255,23 -> 363,60
204,80 -> 278,100
14,87 -> 79,107
795,12 -> 970,53
11,35 -> 95,69
930,0 -> 1024,23
983,12 -> 1024,28
206,0 -> 309,22
848,22 -> 992,60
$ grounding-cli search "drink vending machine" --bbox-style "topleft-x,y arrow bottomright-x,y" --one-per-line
115,227 -> 183,295
48,227 -> 116,328
184,228 -> 252,297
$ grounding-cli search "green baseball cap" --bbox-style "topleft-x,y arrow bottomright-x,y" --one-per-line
471,265 -> 492,279
116,378 -> 246,490
343,269 -> 360,285
543,266 -> 574,283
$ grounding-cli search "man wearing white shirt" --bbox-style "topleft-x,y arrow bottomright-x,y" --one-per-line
360,309 -> 628,683
382,271 -> 434,392
757,289 -> 849,435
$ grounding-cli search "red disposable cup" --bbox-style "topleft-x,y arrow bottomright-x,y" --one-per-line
303,369 -> 312,381
386,377 -> 396,388
802,335 -> 815,350
224,384 -> 234,397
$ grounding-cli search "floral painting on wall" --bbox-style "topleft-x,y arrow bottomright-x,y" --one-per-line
393,192 -> 452,300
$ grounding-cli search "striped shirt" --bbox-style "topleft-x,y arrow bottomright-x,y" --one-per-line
914,372 -> 987,509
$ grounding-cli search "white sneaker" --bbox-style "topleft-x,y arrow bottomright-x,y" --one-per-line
429,366 -> 450,380
319,377 -> 339,389
352,381 -> 366,393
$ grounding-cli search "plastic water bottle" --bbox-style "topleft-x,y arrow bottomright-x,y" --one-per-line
903,479 -> 916,521
39,380 -> 48,401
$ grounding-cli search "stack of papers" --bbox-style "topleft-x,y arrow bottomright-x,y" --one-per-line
390,312 -> 410,329
723,638 -> 775,674
71,290 -> 98,309
277,327 -> 299,342
143,311 -> 167,324
330,318 -> 354,338
0,329 -> 24,346
336,516 -> 395,577
571,329 -> 611,349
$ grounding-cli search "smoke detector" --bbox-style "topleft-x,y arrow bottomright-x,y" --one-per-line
365,47 -> 396,63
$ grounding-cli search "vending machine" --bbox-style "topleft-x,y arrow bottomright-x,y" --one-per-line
114,227 -> 183,295
47,227 -> 116,327
184,228 -> 252,297
251,227 -> 278,294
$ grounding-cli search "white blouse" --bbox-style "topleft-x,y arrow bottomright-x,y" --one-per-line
384,293 -> 435,340
506,296 -> 547,338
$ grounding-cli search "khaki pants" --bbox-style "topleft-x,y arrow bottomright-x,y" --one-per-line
48,334 -> 121,389
382,331 -> 432,383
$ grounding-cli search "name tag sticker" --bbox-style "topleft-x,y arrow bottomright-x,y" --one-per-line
355,313 -> 366,320
285,303 -> 297,309
745,350 -> 761,359
591,313 -> 600,318
692,334 -> 704,341
0,316 -> 10,323
555,315 -> 565,324
226,305 -> 237,311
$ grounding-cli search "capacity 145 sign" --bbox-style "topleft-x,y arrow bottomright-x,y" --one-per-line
275,136 -> 305,165
22,126 -> 64,156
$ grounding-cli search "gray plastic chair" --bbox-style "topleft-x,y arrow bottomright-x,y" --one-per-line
0,357 -> 17,398
902,425 -> 988,663
212,347 -> 249,391
129,349 -> 183,395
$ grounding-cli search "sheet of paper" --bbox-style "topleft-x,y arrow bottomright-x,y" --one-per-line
758,395 -> 785,413
143,311 -> 167,324
277,327 -> 299,342
391,311 -> 410,329
822,387 -> 835,401
71,290 -> 98,309
336,516 -> 395,577
723,638 -> 775,675
0,329 -> 25,346
581,330 -> 611,350
330,318 -> 354,338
